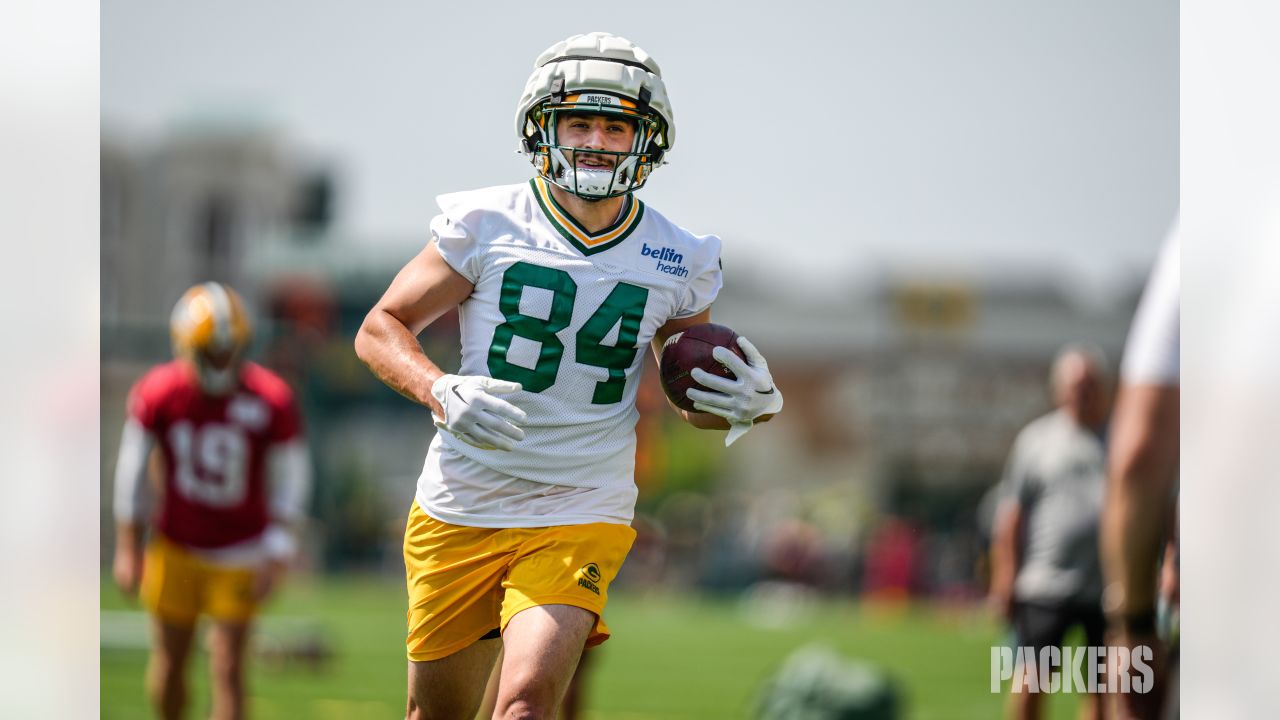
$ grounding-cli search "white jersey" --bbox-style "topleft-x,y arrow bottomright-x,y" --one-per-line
416,179 -> 722,525
1121,224 -> 1180,385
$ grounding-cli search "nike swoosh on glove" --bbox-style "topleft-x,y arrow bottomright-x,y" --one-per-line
685,336 -> 783,447
430,374 -> 528,451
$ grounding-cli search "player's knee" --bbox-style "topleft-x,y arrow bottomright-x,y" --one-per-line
145,654 -> 186,711
208,628 -> 249,682
496,688 -> 560,720
149,648 -> 187,683
406,689 -> 480,720
209,650 -> 245,688
405,704 -> 448,720
496,700 -> 552,720
409,703 -> 478,720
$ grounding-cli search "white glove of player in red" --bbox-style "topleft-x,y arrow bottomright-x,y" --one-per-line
685,337 -> 783,447
430,374 -> 528,451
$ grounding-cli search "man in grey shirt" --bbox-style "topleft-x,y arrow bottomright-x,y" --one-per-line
989,344 -> 1112,719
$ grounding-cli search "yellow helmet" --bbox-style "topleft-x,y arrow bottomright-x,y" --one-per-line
170,282 -> 253,394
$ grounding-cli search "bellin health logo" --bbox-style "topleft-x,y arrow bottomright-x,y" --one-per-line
641,243 -> 687,278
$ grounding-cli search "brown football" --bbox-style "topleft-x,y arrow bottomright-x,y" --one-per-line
659,323 -> 748,412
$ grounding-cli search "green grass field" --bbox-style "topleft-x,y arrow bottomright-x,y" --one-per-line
102,576 -> 1083,719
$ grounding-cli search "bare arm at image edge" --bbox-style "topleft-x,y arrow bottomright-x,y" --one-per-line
1101,228 -> 1180,620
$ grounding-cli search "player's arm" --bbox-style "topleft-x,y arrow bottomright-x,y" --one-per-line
254,435 -> 312,600
988,499 -> 1023,619
1100,383 -> 1179,628
650,311 -> 781,432
988,434 -> 1033,619
112,418 -> 156,596
355,243 -> 476,417
265,438 -> 311,562
651,311 -> 731,430
356,242 -> 528,451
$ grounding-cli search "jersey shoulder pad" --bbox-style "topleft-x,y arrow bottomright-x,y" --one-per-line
432,184 -> 534,281
1016,410 -> 1068,450
238,363 -> 302,440
435,183 -> 530,228
127,361 -> 192,427
239,363 -> 296,408
638,204 -> 723,272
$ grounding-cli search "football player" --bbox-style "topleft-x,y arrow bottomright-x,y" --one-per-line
988,344 -> 1113,719
354,31 -> 783,719
112,282 -> 310,720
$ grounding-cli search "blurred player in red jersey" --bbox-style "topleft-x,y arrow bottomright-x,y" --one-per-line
112,282 -> 311,720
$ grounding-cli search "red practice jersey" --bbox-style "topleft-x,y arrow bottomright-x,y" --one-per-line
127,360 -> 303,549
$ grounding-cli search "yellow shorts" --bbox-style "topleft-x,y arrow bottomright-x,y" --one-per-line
403,501 -> 636,662
140,536 -> 259,626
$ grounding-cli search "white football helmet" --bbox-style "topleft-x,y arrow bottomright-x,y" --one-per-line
516,32 -> 675,200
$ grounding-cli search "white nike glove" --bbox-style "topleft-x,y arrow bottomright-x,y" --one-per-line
685,337 -> 783,447
430,374 -> 528,451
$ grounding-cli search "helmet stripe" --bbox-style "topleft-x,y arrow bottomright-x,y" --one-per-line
203,282 -> 234,349
540,55 -> 656,73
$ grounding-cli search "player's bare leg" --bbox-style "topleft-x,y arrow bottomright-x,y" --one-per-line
478,643 -> 591,720
559,648 -> 592,720
1006,660 -> 1042,720
407,636 -> 502,720
475,646 -> 504,720
1079,690 -> 1107,720
493,604 -> 594,720
477,644 -> 588,720
147,617 -> 196,720
207,621 -> 252,720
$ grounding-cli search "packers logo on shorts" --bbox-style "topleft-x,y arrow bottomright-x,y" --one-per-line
577,563 -> 603,595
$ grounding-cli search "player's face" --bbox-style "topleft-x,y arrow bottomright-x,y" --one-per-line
1055,356 -> 1110,427
200,346 -> 238,371
556,112 -> 636,169
188,346 -> 244,396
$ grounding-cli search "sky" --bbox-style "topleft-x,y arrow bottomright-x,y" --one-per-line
101,0 -> 1177,289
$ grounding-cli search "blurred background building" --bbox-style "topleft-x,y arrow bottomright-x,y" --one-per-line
100,122 -> 1147,599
